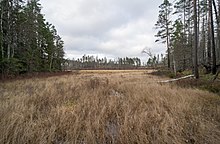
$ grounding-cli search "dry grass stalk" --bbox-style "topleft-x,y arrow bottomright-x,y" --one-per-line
0,70 -> 220,144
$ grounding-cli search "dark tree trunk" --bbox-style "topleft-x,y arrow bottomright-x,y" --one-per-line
213,0 -> 220,63
166,29 -> 170,69
209,0 -> 217,74
0,4 -> 3,60
207,16 -> 212,67
193,0 -> 199,79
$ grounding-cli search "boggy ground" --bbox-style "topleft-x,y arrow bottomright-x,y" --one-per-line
0,70 -> 220,144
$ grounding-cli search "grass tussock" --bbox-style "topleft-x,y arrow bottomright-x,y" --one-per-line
0,70 -> 220,144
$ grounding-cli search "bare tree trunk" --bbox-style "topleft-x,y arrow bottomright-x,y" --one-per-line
213,0 -> 220,63
207,9 -> 212,68
166,28 -> 170,69
218,0 -> 220,62
202,17 -> 206,63
165,8 -> 170,69
213,0 -> 220,24
0,4 -> 4,77
207,17 -> 212,65
186,3 -> 194,73
193,0 -> 199,79
0,4 -> 4,60
183,0 -> 186,69
209,0 -> 217,74
49,55 -> 53,72
6,2 -> 11,60
197,0 -> 200,50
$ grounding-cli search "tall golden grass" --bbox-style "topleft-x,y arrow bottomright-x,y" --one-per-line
0,70 -> 220,144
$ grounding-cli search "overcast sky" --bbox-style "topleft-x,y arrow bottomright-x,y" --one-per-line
40,0 -> 164,63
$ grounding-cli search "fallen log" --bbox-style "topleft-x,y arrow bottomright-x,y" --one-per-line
158,75 -> 195,83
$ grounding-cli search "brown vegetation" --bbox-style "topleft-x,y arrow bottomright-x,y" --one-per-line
151,68 -> 220,95
0,70 -> 220,143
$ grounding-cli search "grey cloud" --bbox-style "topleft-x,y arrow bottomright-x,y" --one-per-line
41,0 -> 164,64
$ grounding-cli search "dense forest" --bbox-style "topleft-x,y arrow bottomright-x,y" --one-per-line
155,0 -> 220,78
0,0 -> 65,77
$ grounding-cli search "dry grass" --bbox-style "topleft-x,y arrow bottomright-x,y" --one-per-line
0,70 -> 220,144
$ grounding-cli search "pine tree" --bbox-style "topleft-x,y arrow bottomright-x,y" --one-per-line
155,0 -> 173,69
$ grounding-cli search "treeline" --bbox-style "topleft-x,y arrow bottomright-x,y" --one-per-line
146,54 -> 167,67
0,0 -> 65,77
65,55 -> 141,70
155,0 -> 220,76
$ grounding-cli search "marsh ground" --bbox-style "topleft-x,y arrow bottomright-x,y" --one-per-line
0,70 -> 220,144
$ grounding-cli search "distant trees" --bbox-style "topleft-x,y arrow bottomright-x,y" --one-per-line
142,48 -> 164,67
155,0 -> 220,76
0,0 -> 65,77
66,55 -> 141,70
